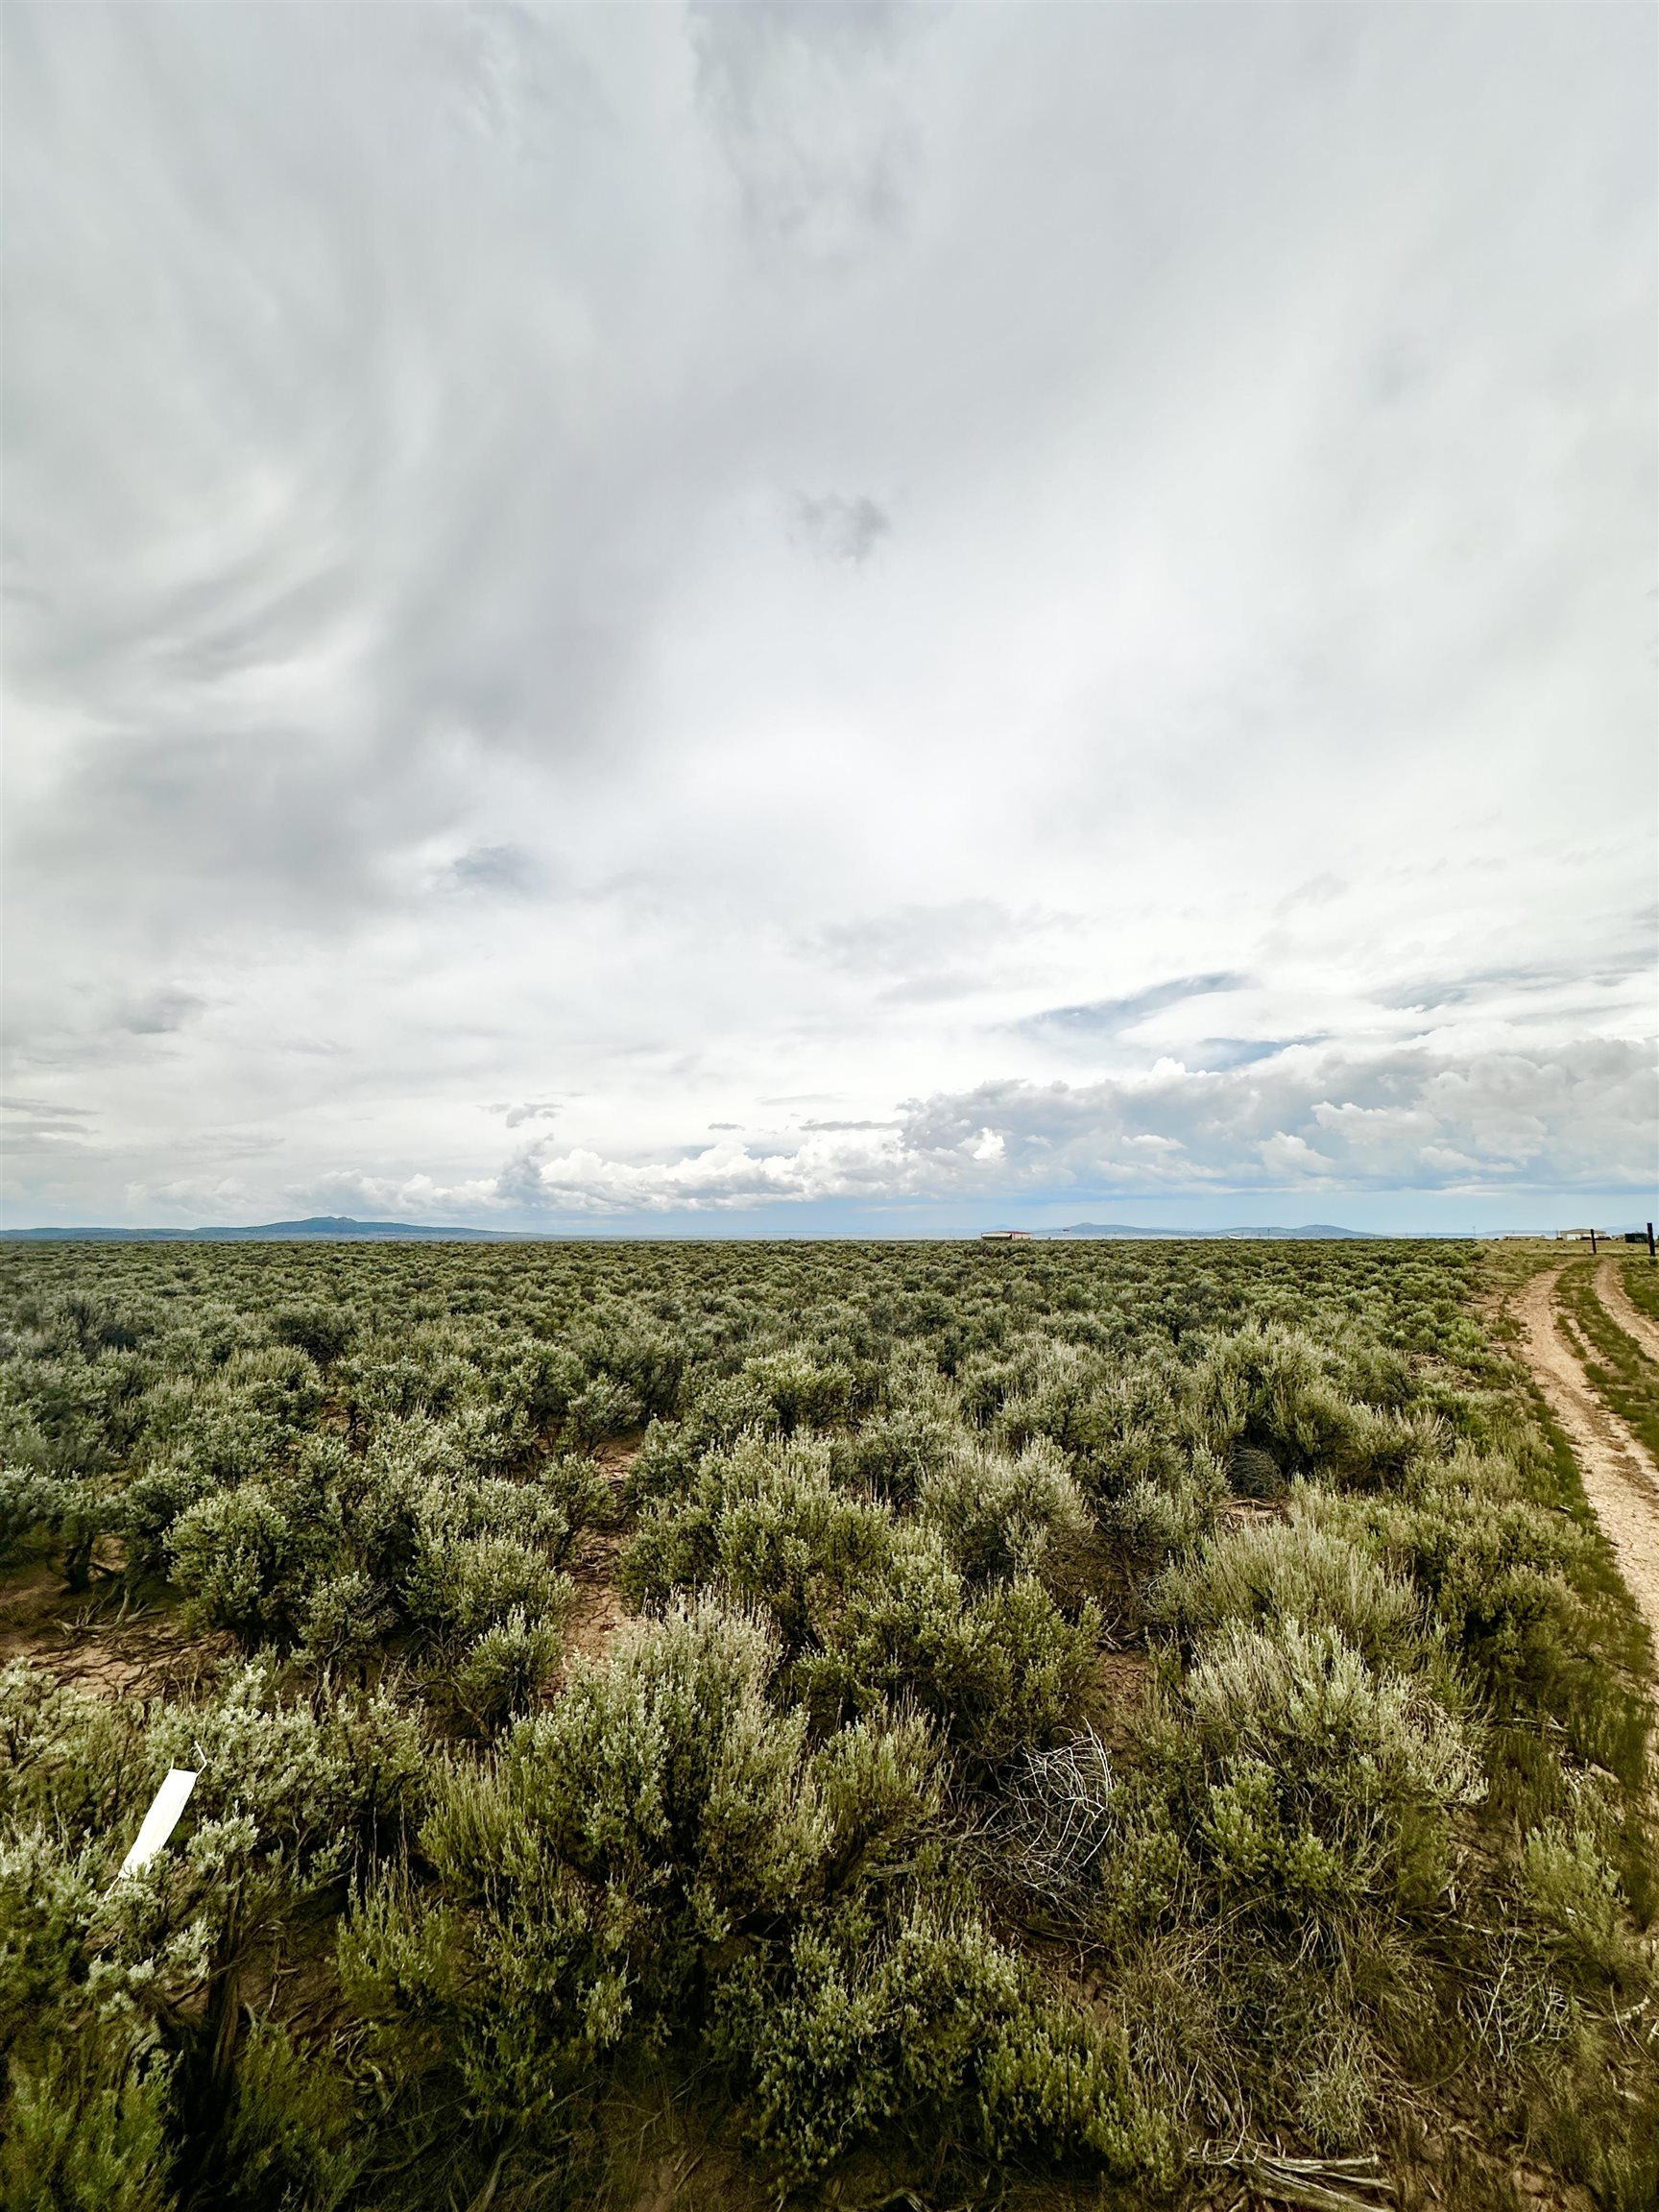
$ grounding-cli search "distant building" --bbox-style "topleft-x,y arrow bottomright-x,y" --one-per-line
979,1229 -> 1033,1241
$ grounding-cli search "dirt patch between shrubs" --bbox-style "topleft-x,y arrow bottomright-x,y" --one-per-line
1090,1647 -> 1156,1755
564,1528 -> 632,1671
1595,1255 -> 1659,1367
1215,1495 -> 1289,1525
1512,1266 -> 1659,1650
560,1439 -> 641,1676
0,1562 -> 232,1701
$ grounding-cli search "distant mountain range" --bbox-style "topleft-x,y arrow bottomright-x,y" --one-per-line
4,1214 -> 1391,1243
0,1215 -> 538,1243
1044,1222 -> 1376,1240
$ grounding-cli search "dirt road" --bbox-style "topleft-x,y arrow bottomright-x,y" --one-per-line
1596,1255 -> 1659,1367
1512,1265 -> 1659,1648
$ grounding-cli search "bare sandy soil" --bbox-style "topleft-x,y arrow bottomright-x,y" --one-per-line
563,1526 -> 631,1670
0,1560 -> 232,1700
1512,1265 -> 1659,1648
1595,1254 -> 1659,1367
558,1437 -> 639,1677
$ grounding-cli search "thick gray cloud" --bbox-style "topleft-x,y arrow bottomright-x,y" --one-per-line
788,492 -> 893,565
3,3 -> 1653,1232
688,0 -> 918,260
296,1033 -> 1656,1224
497,1099 -> 561,1130
1018,975 -> 1253,1042
449,844 -> 544,896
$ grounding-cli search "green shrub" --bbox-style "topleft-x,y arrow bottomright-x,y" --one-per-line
624,1431 -> 1094,1761
0,1669 -> 162,1851
120,1458 -> 216,1575
1154,1507 -> 1431,1671
446,1608 -> 566,1734
812,1706 -> 945,1891
344,1603 -> 822,2111
588,1325 -> 687,1421
0,1823 -> 107,2047
0,1666 -> 421,2212
741,1347 -> 856,1434
201,2016 -> 362,2212
0,1464 -> 65,1566
534,1452 -> 613,1537
716,1893 -> 1166,2184
406,1530 -> 571,1645
166,1485 -> 312,1644
1517,1818 -> 1642,1989
1303,1458 -> 1641,1770
1098,1455 -> 1222,1568
0,2014 -> 175,2212
148,1661 -> 428,1871
793,1529 -> 1097,1762
633,1375 -> 783,1489
293,1570 -> 395,1672
830,1399 -> 958,1504
565,1375 -> 643,1446
271,1302 -> 355,1367
623,1430 -> 892,1653
1183,1323 -> 1441,1487
1179,1617 -> 1481,1916
915,1436 -> 1089,1586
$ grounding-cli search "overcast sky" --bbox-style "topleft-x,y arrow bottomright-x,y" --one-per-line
3,2 -> 1655,1235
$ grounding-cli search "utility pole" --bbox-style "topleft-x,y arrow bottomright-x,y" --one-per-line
1647,1220 -> 1655,1262
1590,1229 -> 1598,1255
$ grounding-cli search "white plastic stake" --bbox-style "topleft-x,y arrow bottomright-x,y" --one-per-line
117,1768 -> 199,1880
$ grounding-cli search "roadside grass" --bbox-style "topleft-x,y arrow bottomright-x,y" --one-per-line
1557,1259 -> 1659,1466
1617,1252 -> 1659,1329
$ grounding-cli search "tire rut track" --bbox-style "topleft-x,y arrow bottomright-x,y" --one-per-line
1594,1253 -> 1659,1368
1511,1265 -> 1659,1649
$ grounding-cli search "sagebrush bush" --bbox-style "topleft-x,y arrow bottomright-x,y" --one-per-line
0,1666 -> 160,1840
167,1482 -> 313,1642
915,1435 -> 1089,1586
149,1662 -> 428,1870
200,2016 -> 362,2212
622,1430 -> 892,1653
741,1345 -> 857,1434
1182,1322 -> 1444,1489
715,1892 -> 1167,2183
1302,1453 -> 1648,1782
0,1463 -> 65,1566
0,1658 -> 427,2212
271,1300 -> 355,1367
445,1607 -> 567,1733
791,1528 -> 1098,1760
1154,1506 -> 1432,1670
1097,1458 -> 1222,1568
624,1426 -> 1096,1761
0,2013 -> 175,2212
1180,1617 -> 1481,1914
830,1395 -> 959,1504
1516,1817 -> 1642,1989
343,1599 -> 827,2128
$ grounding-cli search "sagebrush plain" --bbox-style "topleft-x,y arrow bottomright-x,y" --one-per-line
1,1238 -> 1654,2212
